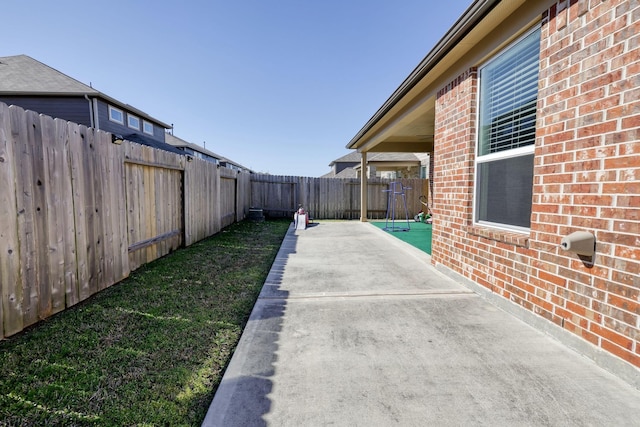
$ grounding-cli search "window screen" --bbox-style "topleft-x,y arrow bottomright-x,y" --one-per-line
476,154 -> 534,228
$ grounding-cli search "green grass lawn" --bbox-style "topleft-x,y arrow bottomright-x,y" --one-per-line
371,220 -> 432,254
0,219 -> 290,426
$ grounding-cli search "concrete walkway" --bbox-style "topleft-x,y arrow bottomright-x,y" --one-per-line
202,221 -> 640,426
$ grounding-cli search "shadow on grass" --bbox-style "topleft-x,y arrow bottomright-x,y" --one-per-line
0,219 -> 292,426
202,224 -> 298,426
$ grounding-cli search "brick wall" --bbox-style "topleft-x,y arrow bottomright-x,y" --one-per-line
432,69 -> 477,275
432,0 -> 639,369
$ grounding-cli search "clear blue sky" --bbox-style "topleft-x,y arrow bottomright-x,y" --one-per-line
4,0 -> 472,177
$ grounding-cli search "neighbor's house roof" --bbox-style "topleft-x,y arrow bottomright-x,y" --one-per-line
165,133 -> 226,160
321,169 -> 358,179
125,133 -> 184,156
352,153 -> 421,171
347,0 -> 538,153
0,54 -> 100,95
329,152 -> 420,167
323,152 -> 421,177
0,54 -> 171,129
166,133 -> 254,172
368,153 -> 421,162
328,151 -> 362,166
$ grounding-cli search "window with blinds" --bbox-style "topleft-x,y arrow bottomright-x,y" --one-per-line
478,28 -> 540,155
474,26 -> 540,231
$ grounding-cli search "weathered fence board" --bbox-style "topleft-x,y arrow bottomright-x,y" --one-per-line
55,120 -> 78,312
0,104 -> 21,338
42,117 -> 67,315
237,170 -> 251,222
68,124 -> 91,302
220,169 -> 237,229
12,107 -> 40,327
85,127 -> 102,299
111,140 -> 129,284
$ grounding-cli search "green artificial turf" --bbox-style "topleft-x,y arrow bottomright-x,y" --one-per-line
371,220 -> 432,255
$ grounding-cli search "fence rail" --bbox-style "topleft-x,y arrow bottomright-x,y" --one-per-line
0,103 -> 429,338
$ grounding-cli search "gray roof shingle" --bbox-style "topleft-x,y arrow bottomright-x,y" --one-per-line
0,55 -> 98,95
0,55 -> 171,129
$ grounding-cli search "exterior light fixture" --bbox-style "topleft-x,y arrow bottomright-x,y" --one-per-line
111,134 -> 124,145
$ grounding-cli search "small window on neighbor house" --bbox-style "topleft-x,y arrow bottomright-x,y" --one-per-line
420,166 -> 427,179
474,25 -> 540,231
143,120 -> 154,135
108,105 -> 124,124
128,114 -> 140,130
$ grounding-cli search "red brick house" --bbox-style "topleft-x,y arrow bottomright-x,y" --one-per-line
348,0 -> 640,384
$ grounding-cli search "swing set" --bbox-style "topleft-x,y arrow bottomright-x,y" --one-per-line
382,181 -> 433,232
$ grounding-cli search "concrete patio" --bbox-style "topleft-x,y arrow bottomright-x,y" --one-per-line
203,221 -> 640,426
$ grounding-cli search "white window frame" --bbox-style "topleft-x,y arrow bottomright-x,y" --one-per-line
128,114 -> 140,130
473,25 -> 541,233
108,105 -> 124,124
143,120 -> 154,135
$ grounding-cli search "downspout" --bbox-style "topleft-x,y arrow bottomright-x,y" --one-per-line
84,94 -> 95,129
93,98 -> 100,130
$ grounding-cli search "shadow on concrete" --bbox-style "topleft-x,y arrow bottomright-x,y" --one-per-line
202,221 -> 640,426
202,225 -> 297,426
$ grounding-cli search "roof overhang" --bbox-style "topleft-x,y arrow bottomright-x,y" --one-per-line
353,160 -> 420,170
96,92 -> 172,130
347,0 -> 546,154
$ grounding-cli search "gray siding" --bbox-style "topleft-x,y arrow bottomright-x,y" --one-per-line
95,99 -> 165,143
336,162 -> 359,174
0,96 -> 91,126
0,96 -> 167,144
145,119 -> 166,142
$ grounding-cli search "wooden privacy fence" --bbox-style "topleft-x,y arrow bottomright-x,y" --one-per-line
183,159 -> 250,245
0,102 -> 427,339
250,174 -> 430,220
0,103 -> 250,339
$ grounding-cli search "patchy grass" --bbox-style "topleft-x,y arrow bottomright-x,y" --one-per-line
0,219 -> 291,426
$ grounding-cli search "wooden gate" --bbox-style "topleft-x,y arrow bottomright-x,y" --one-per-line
125,161 -> 183,271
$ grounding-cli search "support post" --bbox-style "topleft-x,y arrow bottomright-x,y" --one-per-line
360,151 -> 368,222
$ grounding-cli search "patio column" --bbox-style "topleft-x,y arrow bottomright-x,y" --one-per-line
360,151 -> 367,222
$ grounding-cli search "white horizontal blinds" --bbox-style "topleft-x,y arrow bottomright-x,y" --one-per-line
479,28 -> 540,156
